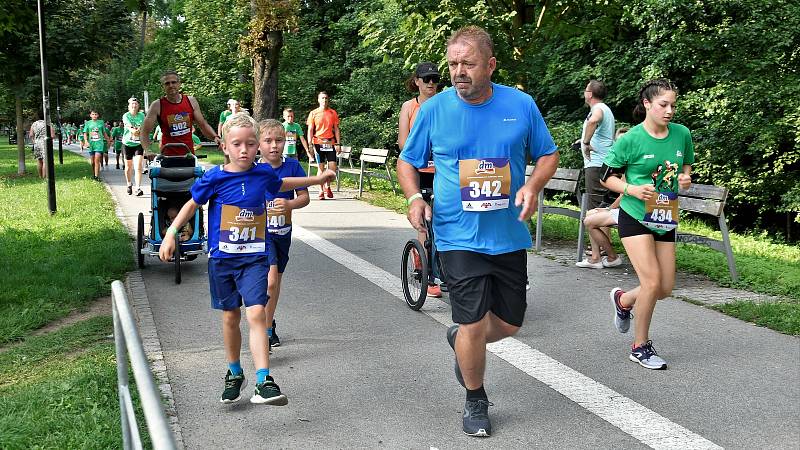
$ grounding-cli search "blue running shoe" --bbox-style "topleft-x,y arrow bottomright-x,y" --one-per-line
630,340 -> 667,370
463,399 -> 493,437
611,287 -> 632,333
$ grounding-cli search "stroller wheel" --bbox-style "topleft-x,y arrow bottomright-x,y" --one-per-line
174,243 -> 182,284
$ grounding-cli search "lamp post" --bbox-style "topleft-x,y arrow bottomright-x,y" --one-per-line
37,0 -> 57,214
56,86 -> 63,164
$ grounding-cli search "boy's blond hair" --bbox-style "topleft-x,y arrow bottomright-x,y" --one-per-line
222,112 -> 258,140
258,119 -> 285,138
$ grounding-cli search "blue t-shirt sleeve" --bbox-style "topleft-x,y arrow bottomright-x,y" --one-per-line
399,104 -> 431,169
261,164 -> 283,194
527,99 -> 558,161
191,168 -> 217,204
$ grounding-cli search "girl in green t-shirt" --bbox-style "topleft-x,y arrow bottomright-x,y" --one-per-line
600,79 -> 694,370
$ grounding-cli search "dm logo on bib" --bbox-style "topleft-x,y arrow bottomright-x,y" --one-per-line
235,209 -> 255,222
475,160 -> 496,175
655,193 -> 671,205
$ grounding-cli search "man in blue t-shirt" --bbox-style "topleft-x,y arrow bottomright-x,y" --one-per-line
397,25 -> 558,438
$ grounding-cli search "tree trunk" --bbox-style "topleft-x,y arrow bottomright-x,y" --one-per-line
252,30 -> 283,121
140,7 -> 148,51
16,93 -> 25,175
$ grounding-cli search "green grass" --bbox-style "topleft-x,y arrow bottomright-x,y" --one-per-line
343,174 -> 800,333
712,300 -> 800,335
0,316 -> 148,449
195,146 -> 226,165
0,145 -> 134,344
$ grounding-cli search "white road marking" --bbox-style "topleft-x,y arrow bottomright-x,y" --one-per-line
294,224 -> 722,450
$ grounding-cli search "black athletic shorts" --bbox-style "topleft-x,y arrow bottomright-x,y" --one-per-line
617,207 -> 676,242
313,144 -> 337,163
124,144 -> 144,160
438,249 -> 527,327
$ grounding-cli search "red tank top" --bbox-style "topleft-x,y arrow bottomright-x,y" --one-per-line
158,95 -> 195,155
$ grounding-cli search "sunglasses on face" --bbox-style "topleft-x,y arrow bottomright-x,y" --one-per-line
421,75 -> 440,84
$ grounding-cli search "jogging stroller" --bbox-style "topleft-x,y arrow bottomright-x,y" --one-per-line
136,143 -> 206,284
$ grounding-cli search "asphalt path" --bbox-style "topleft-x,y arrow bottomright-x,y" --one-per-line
86,147 -> 799,449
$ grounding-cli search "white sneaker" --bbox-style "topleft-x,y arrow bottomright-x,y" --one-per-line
602,255 -> 624,267
575,259 -> 603,269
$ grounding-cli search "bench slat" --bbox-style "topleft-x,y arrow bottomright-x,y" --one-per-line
545,178 -> 578,192
678,196 -> 724,216
542,206 -> 581,220
676,233 -> 726,253
362,148 -> 390,157
361,154 -> 389,164
679,183 -> 727,201
553,167 -> 581,180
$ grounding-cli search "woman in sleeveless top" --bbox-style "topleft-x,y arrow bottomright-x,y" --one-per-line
398,62 -> 442,298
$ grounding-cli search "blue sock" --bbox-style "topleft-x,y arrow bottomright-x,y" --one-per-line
256,368 -> 270,383
228,361 -> 243,376
267,327 -> 273,337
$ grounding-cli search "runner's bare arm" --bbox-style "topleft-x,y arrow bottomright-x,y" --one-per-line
287,189 -> 311,211
397,159 -> 431,233
158,199 -> 199,262
601,166 -> 654,201
397,101 -> 411,150
300,135 -> 312,158
678,165 -> 692,190
140,100 -> 160,151
280,170 -> 336,192
515,151 -> 559,221
188,96 -> 220,144
334,124 -> 342,153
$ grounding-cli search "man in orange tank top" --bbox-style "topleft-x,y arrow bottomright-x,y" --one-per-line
141,70 -> 220,157
306,91 -> 341,199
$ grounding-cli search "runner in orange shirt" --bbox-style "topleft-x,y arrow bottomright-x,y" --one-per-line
306,91 -> 341,199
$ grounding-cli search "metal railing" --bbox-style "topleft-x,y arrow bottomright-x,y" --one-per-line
112,280 -> 177,450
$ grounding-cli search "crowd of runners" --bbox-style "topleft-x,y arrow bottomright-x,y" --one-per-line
44,23 -> 694,439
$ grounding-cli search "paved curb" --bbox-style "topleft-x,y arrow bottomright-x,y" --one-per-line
95,149 -> 185,449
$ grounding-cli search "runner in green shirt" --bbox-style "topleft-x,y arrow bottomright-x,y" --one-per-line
600,78 -> 694,370
282,107 -> 310,160
110,121 -> 124,169
122,97 -> 147,196
82,111 -> 111,180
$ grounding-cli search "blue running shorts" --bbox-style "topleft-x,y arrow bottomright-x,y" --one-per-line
267,234 -> 292,273
208,255 -> 269,310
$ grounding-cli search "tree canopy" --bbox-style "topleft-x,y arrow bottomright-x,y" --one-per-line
2,0 -> 798,238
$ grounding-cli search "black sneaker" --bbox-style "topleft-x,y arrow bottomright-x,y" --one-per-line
463,399 -> 493,437
126,185 -> 132,195
630,340 -> 667,370
220,370 -> 247,404
270,319 -> 281,347
136,188 -> 143,197
447,325 -> 465,388
250,376 -> 288,405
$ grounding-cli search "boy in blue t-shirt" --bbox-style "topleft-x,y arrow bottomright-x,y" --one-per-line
160,113 -> 335,405
258,119 -> 311,348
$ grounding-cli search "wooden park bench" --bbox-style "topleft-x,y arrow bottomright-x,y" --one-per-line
527,166 -> 589,262
672,184 -> 738,281
572,181 -> 739,281
335,147 -> 396,197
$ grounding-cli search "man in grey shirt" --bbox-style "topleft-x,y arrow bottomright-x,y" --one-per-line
581,79 -> 615,210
